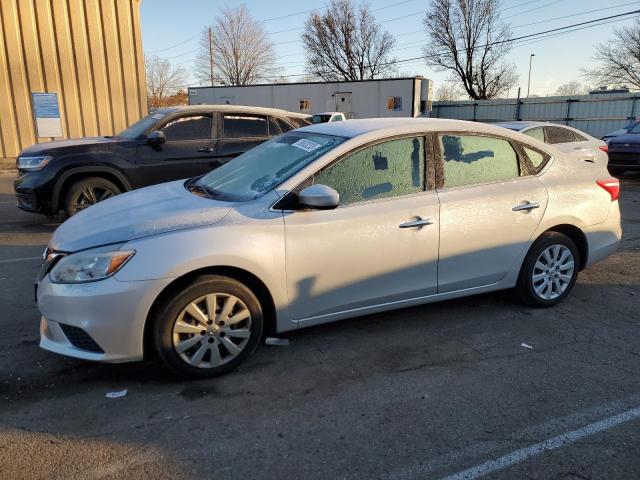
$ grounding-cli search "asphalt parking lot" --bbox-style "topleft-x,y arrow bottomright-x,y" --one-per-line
0,172 -> 639,480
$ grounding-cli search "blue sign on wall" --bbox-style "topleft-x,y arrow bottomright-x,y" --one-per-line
31,92 -> 62,137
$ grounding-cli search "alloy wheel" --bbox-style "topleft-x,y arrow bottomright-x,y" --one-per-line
532,244 -> 575,300
73,186 -> 116,211
171,293 -> 252,369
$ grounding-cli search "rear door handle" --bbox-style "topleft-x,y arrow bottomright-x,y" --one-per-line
399,217 -> 434,229
512,202 -> 540,212
198,147 -> 214,153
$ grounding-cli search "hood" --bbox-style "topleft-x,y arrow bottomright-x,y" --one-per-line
603,128 -> 628,139
19,136 -> 125,156
50,180 -> 233,252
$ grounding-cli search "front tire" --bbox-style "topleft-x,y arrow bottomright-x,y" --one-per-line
516,232 -> 579,307
152,275 -> 263,379
64,177 -> 121,217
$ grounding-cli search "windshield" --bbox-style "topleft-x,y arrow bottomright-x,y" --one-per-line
630,123 -> 640,134
117,111 -> 169,139
197,132 -> 347,201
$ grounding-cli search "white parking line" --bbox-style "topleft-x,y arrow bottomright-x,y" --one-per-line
440,406 -> 640,480
0,256 -> 41,264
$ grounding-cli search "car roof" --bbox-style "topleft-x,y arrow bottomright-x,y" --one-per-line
493,121 -> 556,131
314,112 -> 342,116
298,117 -> 531,139
157,104 -> 311,119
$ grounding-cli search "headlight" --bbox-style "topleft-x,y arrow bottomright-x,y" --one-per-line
17,155 -> 52,171
50,246 -> 135,284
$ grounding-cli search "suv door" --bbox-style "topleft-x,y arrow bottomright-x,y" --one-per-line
216,113 -> 270,162
436,133 -> 548,293
136,112 -> 216,185
283,136 -> 439,322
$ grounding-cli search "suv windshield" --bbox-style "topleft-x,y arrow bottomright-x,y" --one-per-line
117,111 -> 169,139
196,132 -> 347,201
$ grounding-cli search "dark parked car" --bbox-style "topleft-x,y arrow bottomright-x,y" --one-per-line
602,117 -> 640,142
14,105 -> 311,216
607,121 -> 640,175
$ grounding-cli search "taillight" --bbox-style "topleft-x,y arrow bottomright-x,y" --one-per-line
599,145 -> 608,153
597,178 -> 620,201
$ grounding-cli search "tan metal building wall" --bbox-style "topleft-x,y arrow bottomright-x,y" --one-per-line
0,0 -> 147,167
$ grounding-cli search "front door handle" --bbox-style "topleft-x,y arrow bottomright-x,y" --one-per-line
399,217 -> 434,229
198,147 -> 214,153
512,202 -> 540,212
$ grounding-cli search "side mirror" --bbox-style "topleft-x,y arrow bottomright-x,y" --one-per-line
298,184 -> 339,209
146,130 -> 166,146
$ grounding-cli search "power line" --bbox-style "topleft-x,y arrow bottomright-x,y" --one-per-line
146,32 -> 201,54
504,0 -> 565,19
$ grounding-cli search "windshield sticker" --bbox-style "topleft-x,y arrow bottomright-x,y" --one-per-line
291,138 -> 322,153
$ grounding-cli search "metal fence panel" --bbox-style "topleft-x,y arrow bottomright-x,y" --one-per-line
432,93 -> 640,138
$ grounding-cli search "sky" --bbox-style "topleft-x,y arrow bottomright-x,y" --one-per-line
139,0 -> 640,97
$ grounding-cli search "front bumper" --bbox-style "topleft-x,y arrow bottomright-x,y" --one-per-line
38,274 -> 174,363
608,151 -> 640,171
14,171 -> 56,214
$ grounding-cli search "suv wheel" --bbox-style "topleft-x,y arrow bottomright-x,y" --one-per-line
153,275 -> 263,379
64,177 -> 121,217
516,231 -> 579,307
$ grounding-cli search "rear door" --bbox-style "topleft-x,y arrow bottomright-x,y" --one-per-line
215,113 -> 270,163
135,112 -> 216,185
435,133 -> 548,292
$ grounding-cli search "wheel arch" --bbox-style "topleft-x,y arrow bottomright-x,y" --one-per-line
541,224 -> 588,270
52,166 -> 132,212
143,266 -> 277,360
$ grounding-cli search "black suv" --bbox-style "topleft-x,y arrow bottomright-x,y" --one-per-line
14,105 -> 311,216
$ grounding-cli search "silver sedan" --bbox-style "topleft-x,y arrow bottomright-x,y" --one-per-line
37,118 -> 622,378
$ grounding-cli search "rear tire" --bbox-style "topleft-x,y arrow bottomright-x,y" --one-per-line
152,275 -> 263,379
64,177 -> 121,217
516,231 -> 580,307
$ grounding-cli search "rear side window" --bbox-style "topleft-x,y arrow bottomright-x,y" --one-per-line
161,115 -> 212,141
571,130 -> 588,142
223,115 -> 267,138
439,134 -> 519,188
523,127 -> 544,142
314,137 -> 425,206
544,126 -> 576,144
522,145 -> 550,171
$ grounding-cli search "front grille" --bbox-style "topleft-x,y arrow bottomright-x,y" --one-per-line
608,152 -> 640,166
59,324 -> 104,353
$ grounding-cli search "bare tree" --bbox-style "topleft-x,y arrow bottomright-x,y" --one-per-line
145,55 -> 188,108
194,5 -> 276,86
302,0 -> 397,81
555,81 -> 588,96
423,0 -> 518,99
583,19 -> 640,90
435,81 -> 465,101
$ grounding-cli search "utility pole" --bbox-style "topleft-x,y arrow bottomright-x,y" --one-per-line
208,27 -> 215,86
527,53 -> 535,98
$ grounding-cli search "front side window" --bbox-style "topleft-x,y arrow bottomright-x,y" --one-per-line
161,115 -> 212,141
223,115 -> 267,138
439,134 -> 519,188
544,126 -> 576,144
313,137 -> 425,206
197,132 -> 346,201
523,127 -> 545,142
117,111 -> 169,139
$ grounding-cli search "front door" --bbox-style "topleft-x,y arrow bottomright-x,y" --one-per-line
283,136 -> 439,322
136,113 -> 217,186
436,133 -> 548,292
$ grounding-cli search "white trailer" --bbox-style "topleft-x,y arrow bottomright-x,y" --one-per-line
188,77 -> 433,119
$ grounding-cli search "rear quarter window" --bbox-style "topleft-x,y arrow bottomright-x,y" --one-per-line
521,144 -> 551,173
